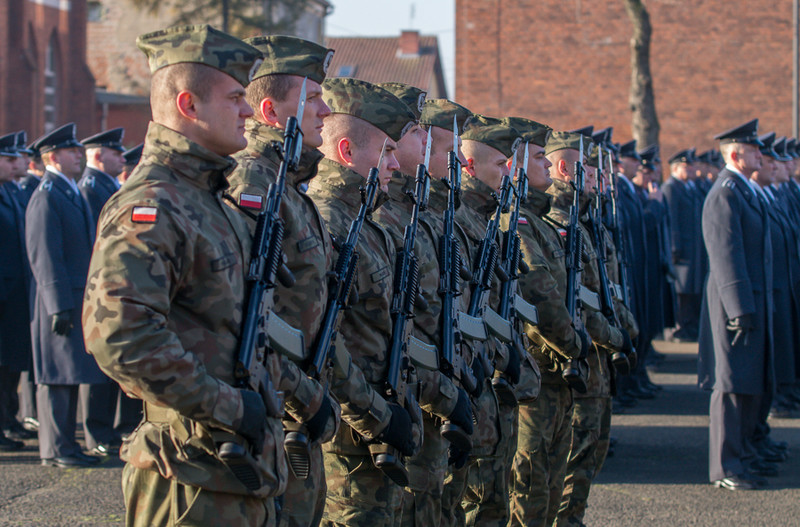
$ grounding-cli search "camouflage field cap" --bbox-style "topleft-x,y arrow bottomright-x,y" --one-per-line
137,24 -> 263,87
322,77 -> 416,142
545,131 -> 587,156
462,114 -> 521,158
378,83 -> 427,122
420,99 -> 472,134
504,117 -> 551,147
245,35 -> 334,84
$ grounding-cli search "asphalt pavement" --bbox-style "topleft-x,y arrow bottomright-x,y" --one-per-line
1,340 -> 799,526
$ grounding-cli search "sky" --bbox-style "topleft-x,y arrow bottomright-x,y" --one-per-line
325,0 -> 456,95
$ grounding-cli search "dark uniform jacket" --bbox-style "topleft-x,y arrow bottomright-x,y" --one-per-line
0,182 -> 32,371
79,166 -> 120,227
25,169 -> 105,385
16,173 -> 40,208
662,177 -> 705,295
697,169 -> 774,395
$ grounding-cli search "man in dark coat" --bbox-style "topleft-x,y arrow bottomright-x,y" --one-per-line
663,150 -> 706,341
14,132 -> 43,209
77,127 -> 140,453
0,133 -> 27,451
698,119 -> 774,491
26,123 -> 108,468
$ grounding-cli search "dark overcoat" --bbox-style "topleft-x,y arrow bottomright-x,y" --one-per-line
78,166 -> 119,227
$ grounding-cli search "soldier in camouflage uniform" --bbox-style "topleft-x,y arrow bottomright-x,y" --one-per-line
224,36 -> 341,527
82,26 -> 285,526
370,83 -> 475,527
501,118 -> 591,527
305,77 -> 420,527
451,115 -> 540,527
543,132 -> 633,527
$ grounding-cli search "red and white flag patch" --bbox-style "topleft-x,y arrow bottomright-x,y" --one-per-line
518,216 -> 529,225
239,193 -> 264,209
131,206 -> 158,223
557,228 -> 567,237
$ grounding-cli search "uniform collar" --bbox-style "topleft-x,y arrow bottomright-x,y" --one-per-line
142,122 -> 236,193
460,171 -> 498,218
315,158 -> 389,211
526,186 -> 552,217
386,171 -> 415,204
427,176 -> 450,214
46,166 -> 80,195
243,119 -> 324,187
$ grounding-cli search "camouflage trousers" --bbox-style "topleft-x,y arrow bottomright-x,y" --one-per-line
121,464 -> 274,527
280,441 -> 326,527
399,413 -> 449,527
556,396 -> 612,527
321,450 -> 403,527
441,386 -> 518,527
509,383 -> 574,527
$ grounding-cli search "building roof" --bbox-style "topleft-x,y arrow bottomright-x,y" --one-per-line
325,32 -> 447,98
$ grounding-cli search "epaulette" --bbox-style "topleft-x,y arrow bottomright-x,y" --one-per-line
82,176 -> 95,188
40,180 -> 52,192
722,178 -> 737,190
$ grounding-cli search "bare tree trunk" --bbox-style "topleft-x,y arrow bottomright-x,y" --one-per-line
624,0 -> 659,150
221,0 -> 229,32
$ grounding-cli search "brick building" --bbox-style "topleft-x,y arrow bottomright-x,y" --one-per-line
1,0 -> 96,139
455,0 -> 798,165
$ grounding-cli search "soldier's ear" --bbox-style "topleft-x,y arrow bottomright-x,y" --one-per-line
175,90 -> 198,121
464,157 -> 476,177
337,137 -> 354,166
259,98 -> 280,127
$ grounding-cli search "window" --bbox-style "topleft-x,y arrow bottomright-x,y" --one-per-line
88,1 -> 103,22
44,37 -> 58,133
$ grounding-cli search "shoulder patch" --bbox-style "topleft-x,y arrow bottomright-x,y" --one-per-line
557,228 -> 567,237
722,179 -> 736,189
239,193 -> 264,210
41,180 -> 53,192
82,176 -> 95,188
518,216 -> 529,225
131,206 -> 158,223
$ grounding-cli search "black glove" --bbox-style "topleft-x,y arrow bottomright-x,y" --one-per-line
576,326 -> 591,360
51,310 -> 74,337
503,343 -> 521,385
378,403 -> 416,457
447,388 -> 474,435
727,314 -> 755,346
619,328 -> 634,357
237,390 -> 268,450
469,358 -> 485,398
304,394 -> 333,442
448,443 -> 469,469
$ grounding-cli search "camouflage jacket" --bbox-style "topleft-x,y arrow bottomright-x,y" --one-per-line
457,172 -> 540,402
547,179 -> 622,398
372,171 -> 459,420
306,159 -> 397,454
83,122 -> 286,497
226,121 -> 331,427
597,201 -> 639,340
505,187 -> 583,385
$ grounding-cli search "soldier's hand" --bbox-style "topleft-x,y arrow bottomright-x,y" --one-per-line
619,328 -> 634,357
378,403 -> 417,457
237,390 -> 268,451
727,314 -> 755,346
502,342 -> 521,385
447,388 -> 474,435
576,326 -> 592,360
448,443 -> 469,469
469,358 -> 485,398
304,393 -> 335,443
50,310 -> 74,336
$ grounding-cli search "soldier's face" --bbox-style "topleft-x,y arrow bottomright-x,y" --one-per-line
776,161 -> 790,184
394,124 -> 426,176
193,72 -> 254,156
755,156 -> 775,185
428,125 -> 466,180
351,133 -> 399,191
98,147 -> 125,178
0,156 -> 14,182
50,147 -> 83,179
526,144 -> 552,191
736,144 -> 762,176
271,77 -> 330,149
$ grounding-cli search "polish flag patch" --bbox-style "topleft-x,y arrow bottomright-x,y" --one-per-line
518,216 -> 529,225
557,228 -> 567,237
239,193 -> 264,209
131,206 -> 158,223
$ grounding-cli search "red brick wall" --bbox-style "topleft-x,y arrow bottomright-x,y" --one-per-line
1,0 -> 95,139
455,0 -> 796,171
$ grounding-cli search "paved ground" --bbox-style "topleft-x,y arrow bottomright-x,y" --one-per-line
1,340 -> 799,525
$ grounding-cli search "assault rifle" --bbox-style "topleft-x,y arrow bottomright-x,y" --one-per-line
223,79 -> 308,489
493,145 -> 539,405
590,147 -> 633,375
605,153 -> 632,308
466,152 -> 516,379
438,116 -> 484,451
562,139 -> 589,393
377,130 -> 439,487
